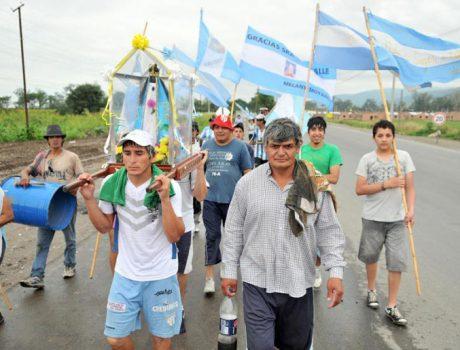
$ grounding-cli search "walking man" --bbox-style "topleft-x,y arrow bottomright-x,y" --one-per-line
201,115 -> 252,295
0,187 -> 14,325
221,118 -> 345,349
299,116 -> 343,288
355,120 -> 415,326
19,125 -> 83,289
251,114 -> 268,167
79,129 -> 185,349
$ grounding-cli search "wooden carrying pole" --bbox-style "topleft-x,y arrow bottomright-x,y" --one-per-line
89,232 -> 103,279
363,7 -> 421,295
300,3 -> 320,135
0,282 -> 13,311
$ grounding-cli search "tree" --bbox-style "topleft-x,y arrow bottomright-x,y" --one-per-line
47,92 -> 69,114
333,98 -> 354,112
411,92 -> 432,112
193,98 -> 217,113
34,89 -> 48,109
14,88 -> 25,107
305,101 -> 318,110
0,96 -> 10,109
361,98 -> 379,112
431,96 -> 454,112
65,83 -> 105,114
234,98 -> 249,110
248,92 -> 275,113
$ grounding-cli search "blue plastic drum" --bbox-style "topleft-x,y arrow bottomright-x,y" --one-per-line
0,176 -> 77,231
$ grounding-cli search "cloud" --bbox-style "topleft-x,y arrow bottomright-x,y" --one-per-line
0,0 -> 459,102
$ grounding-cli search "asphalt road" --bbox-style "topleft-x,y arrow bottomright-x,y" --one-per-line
1,124 -> 459,349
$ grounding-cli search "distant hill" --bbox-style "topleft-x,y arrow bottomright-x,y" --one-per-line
336,87 -> 460,106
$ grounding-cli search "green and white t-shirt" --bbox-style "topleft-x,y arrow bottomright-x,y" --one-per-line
299,143 -> 343,175
99,176 -> 182,281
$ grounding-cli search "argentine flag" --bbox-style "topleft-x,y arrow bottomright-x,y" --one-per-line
164,46 -> 230,107
315,11 -> 396,71
239,26 -> 336,110
368,12 -> 460,86
265,94 -> 310,135
196,18 -> 241,84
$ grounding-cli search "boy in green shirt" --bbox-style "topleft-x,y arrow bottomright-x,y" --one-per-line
299,116 -> 343,288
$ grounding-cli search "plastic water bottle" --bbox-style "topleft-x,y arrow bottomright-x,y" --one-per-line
218,296 -> 238,350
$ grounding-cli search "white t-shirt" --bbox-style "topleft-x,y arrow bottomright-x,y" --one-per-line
355,150 -> 415,222
99,176 -> 182,281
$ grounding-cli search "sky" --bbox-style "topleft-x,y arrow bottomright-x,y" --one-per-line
1,0 -> 459,104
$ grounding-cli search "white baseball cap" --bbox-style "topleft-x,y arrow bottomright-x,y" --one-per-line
117,129 -> 154,147
255,113 -> 266,120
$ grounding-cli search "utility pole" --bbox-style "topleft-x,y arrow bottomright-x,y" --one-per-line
13,3 -> 30,137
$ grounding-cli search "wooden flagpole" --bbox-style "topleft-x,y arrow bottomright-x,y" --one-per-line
363,7 -> 421,296
300,3 -> 320,136
230,83 -> 239,120
89,232 -> 102,279
0,282 -> 13,310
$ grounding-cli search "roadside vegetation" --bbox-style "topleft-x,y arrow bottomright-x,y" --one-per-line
329,118 -> 460,140
0,109 -> 107,142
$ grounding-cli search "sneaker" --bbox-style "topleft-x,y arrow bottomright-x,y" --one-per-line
63,266 -> 76,279
313,268 -> 322,289
203,278 -> 215,295
367,290 -> 379,309
385,306 -> 407,326
0,311 -> 4,325
20,276 -> 44,289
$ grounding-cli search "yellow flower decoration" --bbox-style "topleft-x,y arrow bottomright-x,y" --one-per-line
153,153 -> 166,163
132,34 -> 149,50
153,136 -> 169,164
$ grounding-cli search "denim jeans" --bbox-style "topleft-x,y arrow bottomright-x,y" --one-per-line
30,211 -> 77,278
203,200 -> 229,266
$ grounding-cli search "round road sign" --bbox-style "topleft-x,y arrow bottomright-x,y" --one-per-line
433,113 -> 446,126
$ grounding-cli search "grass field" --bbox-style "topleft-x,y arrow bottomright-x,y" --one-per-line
193,112 -> 214,132
0,109 -> 108,142
329,118 -> 460,140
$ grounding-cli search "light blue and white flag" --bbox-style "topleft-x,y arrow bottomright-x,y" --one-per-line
239,26 -> 336,110
368,12 -> 460,86
164,46 -> 230,107
265,94 -> 310,134
196,18 -> 241,84
315,11 -> 396,71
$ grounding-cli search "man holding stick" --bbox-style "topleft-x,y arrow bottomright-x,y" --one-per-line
19,125 -> 83,289
355,120 -> 415,326
79,129 -> 185,350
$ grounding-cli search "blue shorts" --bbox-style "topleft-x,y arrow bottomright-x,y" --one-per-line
104,273 -> 183,339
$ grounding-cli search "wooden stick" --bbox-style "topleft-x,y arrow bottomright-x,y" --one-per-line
0,282 -> 13,311
89,232 -> 102,279
363,7 -> 421,296
300,3 -> 320,135
230,83 -> 239,119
